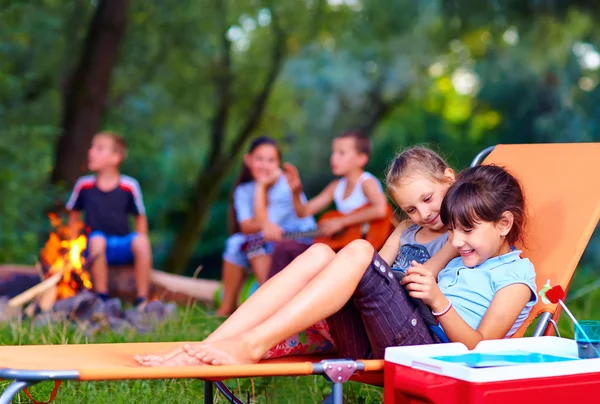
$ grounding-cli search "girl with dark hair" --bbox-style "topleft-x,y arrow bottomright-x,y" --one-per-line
217,136 -> 316,316
138,154 -> 536,367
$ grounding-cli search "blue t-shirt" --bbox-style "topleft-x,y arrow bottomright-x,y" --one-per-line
233,175 -> 316,232
437,249 -> 537,337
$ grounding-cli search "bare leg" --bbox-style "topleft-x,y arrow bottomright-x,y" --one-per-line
207,244 -> 335,341
192,240 -> 374,365
215,260 -> 244,317
268,240 -> 311,279
131,234 -> 152,299
249,254 -> 271,284
136,243 -> 336,366
89,236 -> 108,294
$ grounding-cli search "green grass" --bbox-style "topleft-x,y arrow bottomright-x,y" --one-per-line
2,268 -> 599,403
0,303 -> 383,403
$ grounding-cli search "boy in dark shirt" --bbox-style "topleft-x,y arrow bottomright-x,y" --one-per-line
66,132 -> 151,306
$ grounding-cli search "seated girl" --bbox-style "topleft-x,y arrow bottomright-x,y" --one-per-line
217,136 -> 316,316
137,150 -> 536,366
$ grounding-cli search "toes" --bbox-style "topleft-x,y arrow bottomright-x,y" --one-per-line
183,344 -> 197,356
194,351 -> 206,360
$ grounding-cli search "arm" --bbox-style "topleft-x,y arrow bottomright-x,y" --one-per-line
403,265 -> 532,350
284,162 -> 335,217
241,182 -> 283,235
420,240 -> 459,278
135,215 -> 149,235
234,185 -> 265,234
435,284 -> 532,349
378,220 -> 411,266
253,169 -> 283,226
253,183 -> 269,225
333,178 -> 388,227
239,219 -> 263,234
294,182 -> 336,217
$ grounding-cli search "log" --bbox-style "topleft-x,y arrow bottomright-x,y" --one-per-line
108,266 -> 219,306
0,265 -> 39,281
8,272 -> 62,308
0,265 -> 220,306
38,284 -> 58,312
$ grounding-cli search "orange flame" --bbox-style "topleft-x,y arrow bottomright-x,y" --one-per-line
40,213 -> 93,299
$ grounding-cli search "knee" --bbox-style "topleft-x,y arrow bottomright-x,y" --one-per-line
225,233 -> 245,252
132,233 -> 151,254
88,236 -> 107,254
307,243 -> 336,262
342,239 -> 374,262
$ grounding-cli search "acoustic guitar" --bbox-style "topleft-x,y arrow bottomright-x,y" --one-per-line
241,204 -> 394,254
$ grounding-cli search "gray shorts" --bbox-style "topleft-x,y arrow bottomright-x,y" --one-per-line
326,250 -> 443,359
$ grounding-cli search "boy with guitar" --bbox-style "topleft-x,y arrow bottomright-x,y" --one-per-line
268,131 -> 390,278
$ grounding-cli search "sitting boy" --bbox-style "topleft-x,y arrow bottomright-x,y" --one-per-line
66,132 -> 152,306
270,131 -> 388,277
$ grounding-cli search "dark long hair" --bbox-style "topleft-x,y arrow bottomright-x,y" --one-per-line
228,136 -> 281,235
440,165 -> 526,246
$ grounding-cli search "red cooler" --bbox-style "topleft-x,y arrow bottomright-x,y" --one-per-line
384,336 -> 600,404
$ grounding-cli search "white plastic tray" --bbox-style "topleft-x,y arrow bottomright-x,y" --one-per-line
384,336 -> 600,383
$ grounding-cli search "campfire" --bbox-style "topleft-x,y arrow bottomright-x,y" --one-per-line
41,213 -> 93,300
2,214 -> 175,334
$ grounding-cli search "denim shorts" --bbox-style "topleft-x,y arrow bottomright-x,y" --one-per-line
87,231 -> 137,266
222,233 -> 274,269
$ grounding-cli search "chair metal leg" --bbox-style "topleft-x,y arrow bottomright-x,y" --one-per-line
214,381 -> 245,404
331,382 -> 343,404
548,319 -> 561,337
0,380 -> 35,404
204,381 -> 214,404
533,311 -> 553,337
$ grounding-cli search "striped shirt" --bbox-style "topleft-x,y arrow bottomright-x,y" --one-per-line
66,175 -> 145,236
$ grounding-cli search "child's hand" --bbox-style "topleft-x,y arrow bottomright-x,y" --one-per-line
283,163 -> 303,194
401,261 -> 444,307
262,222 -> 284,242
257,168 -> 283,187
318,218 -> 346,237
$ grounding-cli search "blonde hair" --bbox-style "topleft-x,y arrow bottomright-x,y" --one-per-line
95,131 -> 128,160
385,146 -> 451,190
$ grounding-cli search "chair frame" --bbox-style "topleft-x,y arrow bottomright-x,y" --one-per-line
0,145 -> 567,404
205,144 -> 562,404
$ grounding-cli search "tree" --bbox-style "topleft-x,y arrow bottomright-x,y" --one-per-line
51,0 -> 130,186
162,2 -> 294,274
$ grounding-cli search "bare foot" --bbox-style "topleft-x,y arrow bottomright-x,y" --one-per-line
134,345 -> 206,367
183,335 -> 262,365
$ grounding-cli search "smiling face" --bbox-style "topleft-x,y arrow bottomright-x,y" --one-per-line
448,214 -> 513,267
330,137 -> 367,176
390,171 -> 454,232
244,144 -> 281,183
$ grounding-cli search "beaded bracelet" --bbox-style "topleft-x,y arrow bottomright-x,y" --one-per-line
432,300 -> 452,318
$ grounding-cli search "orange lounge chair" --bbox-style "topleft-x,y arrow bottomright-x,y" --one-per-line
1,142 -> 599,404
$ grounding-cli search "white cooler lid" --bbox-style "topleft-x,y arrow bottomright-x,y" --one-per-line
384,336 -> 600,383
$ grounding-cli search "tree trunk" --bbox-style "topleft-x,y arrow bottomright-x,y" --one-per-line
163,10 -> 287,275
51,0 -> 129,186
163,157 -> 236,274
